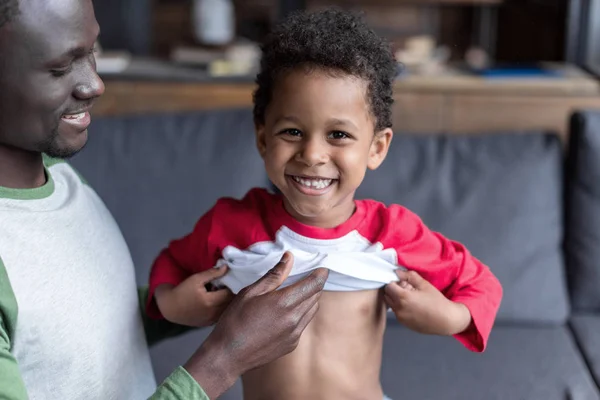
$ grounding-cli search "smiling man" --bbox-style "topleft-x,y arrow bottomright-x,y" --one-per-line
0,0 -> 328,399
0,0 -> 102,185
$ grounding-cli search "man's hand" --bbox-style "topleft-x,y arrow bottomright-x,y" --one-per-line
384,269 -> 472,336
154,267 -> 233,327
184,251 -> 329,399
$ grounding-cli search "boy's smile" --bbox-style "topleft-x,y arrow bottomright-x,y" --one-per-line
256,67 -> 393,228
287,174 -> 337,194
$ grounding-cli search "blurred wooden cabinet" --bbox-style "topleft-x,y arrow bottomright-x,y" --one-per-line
389,92 -> 600,139
94,65 -> 600,140
389,64 -> 600,139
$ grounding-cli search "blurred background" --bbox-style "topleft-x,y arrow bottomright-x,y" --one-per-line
91,0 -> 600,138
77,2 -> 600,398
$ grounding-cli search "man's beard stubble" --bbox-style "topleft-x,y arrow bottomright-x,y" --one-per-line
39,121 -> 86,159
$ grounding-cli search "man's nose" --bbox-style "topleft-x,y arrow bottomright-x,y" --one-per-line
73,66 -> 105,101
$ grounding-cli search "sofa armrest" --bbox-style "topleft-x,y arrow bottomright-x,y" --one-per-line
570,314 -> 600,390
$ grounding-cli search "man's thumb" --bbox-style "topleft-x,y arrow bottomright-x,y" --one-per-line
245,251 -> 294,296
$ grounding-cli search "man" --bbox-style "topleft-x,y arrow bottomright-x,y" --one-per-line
0,0 -> 328,398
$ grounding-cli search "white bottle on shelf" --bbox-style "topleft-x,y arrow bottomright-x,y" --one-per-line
192,0 -> 235,46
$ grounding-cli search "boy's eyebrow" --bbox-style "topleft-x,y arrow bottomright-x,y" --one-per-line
276,116 -> 359,131
277,116 -> 303,125
327,118 -> 358,131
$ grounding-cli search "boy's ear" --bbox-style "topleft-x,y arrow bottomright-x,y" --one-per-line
255,123 -> 267,158
367,128 -> 393,170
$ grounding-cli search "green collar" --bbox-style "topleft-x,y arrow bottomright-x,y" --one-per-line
0,167 -> 55,200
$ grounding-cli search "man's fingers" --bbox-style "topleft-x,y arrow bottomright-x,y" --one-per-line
309,268 -> 329,286
278,268 -> 329,305
296,288 -> 322,315
245,252 -> 294,297
295,301 -> 320,333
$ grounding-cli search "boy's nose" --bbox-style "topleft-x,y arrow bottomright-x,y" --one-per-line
296,138 -> 328,166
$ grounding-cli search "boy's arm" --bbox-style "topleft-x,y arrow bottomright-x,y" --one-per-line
146,207 -> 220,319
138,286 -> 194,347
387,205 -> 503,352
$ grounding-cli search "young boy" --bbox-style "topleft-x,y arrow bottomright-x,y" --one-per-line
147,9 -> 503,400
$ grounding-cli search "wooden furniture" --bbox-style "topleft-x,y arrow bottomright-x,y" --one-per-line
94,63 -> 600,140
391,63 -> 600,139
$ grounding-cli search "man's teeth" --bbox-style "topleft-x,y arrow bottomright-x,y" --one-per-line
62,112 -> 85,120
292,176 -> 333,189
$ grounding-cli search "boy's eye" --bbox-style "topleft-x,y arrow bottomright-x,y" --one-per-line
281,128 -> 302,137
328,131 -> 350,140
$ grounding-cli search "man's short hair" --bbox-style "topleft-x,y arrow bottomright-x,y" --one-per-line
0,0 -> 19,29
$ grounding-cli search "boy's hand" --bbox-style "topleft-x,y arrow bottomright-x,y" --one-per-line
155,267 -> 234,327
384,270 -> 472,336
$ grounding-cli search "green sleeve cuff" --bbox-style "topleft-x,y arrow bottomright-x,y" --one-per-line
0,257 -> 29,399
150,366 -> 209,400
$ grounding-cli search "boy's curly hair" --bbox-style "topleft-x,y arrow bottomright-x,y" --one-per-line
0,0 -> 19,29
253,8 -> 397,131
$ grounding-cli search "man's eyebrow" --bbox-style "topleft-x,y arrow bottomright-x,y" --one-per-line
65,46 -> 87,57
66,29 -> 101,57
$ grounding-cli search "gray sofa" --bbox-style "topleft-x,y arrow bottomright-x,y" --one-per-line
70,108 -> 600,400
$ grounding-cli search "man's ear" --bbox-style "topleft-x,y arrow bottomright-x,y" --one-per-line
255,122 -> 267,158
367,128 -> 393,170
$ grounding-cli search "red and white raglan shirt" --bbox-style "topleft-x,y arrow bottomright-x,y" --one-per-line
147,188 -> 503,352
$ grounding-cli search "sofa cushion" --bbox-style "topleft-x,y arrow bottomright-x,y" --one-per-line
71,109 -> 268,283
381,321 -> 599,400
356,132 -> 569,324
149,321 -> 600,400
566,111 -> 600,311
570,314 -> 600,389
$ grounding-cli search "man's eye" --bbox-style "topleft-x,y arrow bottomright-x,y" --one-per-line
50,65 -> 73,77
329,131 -> 350,140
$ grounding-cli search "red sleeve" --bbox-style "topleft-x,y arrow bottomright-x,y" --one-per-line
146,207 -> 220,319
379,204 -> 503,352
145,188 -> 274,320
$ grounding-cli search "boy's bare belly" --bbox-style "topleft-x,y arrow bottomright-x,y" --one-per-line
242,289 -> 388,400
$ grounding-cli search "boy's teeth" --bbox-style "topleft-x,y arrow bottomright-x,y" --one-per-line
292,176 -> 333,189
